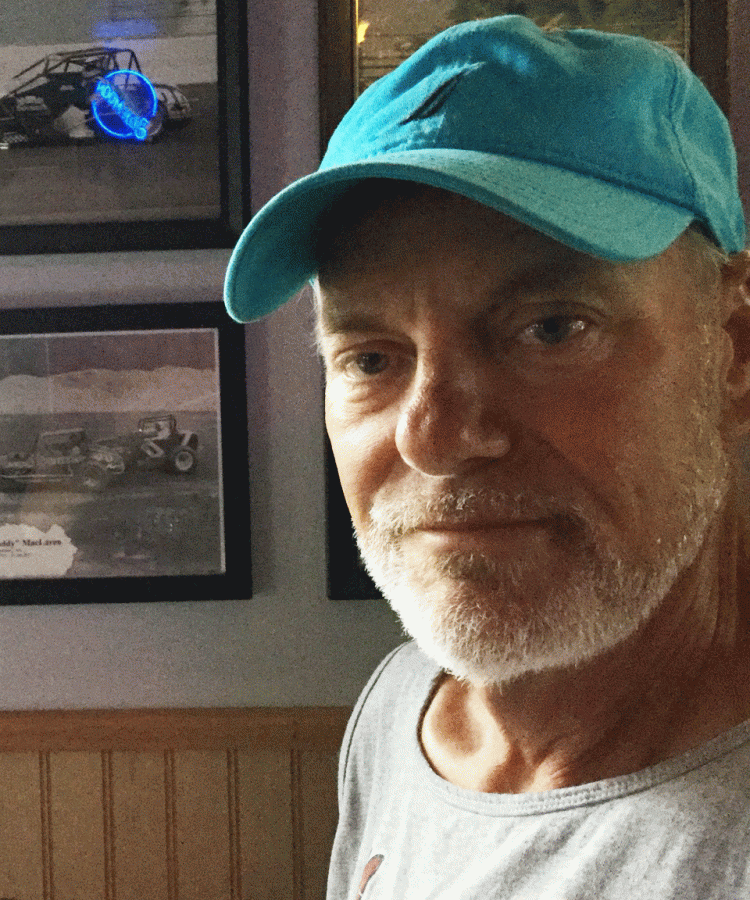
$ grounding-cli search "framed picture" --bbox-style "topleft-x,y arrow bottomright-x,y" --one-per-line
0,301 -> 251,604
320,0 -> 736,599
326,439 -> 381,601
319,1 -> 732,150
0,0 -> 250,254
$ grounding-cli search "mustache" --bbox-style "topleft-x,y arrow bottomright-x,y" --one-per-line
367,486 -> 586,538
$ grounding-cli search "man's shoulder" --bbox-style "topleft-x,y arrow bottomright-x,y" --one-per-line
353,640 -> 439,715
371,639 -> 436,676
337,642 -> 438,787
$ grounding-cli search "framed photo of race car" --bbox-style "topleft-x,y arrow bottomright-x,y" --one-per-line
0,0 -> 249,253
0,301 -> 251,604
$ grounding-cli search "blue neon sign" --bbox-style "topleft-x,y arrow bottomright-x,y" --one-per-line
91,69 -> 157,141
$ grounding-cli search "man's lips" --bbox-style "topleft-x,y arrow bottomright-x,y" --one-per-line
405,518 -> 560,549
413,516 -> 557,533
366,488 -> 584,541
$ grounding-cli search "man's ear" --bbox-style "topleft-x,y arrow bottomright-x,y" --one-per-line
721,250 -> 750,426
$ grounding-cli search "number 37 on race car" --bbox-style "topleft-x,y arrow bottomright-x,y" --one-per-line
132,415 -> 199,474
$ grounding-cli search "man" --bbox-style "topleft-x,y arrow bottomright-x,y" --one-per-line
225,15 -> 750,898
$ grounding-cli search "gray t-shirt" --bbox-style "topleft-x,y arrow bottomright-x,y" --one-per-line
327,641 -> 750,899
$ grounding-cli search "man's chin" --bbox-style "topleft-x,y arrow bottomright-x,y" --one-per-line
364,553 -> 676,687
356,470 -> 726,686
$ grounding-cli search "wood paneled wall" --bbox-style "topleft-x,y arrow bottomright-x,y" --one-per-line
0,706 -> 350,900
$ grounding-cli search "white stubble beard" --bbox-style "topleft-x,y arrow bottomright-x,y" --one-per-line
354,448 -> 731,687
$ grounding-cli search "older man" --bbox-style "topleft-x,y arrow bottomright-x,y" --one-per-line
225,15 -> 750,899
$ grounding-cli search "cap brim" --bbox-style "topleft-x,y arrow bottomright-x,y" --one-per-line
224,149 -> 696,322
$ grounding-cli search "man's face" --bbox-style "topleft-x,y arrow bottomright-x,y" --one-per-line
317,187 -> 731,685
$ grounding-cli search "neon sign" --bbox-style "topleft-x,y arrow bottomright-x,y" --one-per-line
91,69 -> 157,141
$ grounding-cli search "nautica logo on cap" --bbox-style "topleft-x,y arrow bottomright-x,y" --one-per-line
400,70 -> 467,124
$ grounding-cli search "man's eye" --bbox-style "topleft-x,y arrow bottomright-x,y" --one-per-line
521,316 -> 587,346
350,351 -> 390,375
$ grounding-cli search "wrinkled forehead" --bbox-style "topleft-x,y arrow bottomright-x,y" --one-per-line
315,181 -> 546,277
313,183 -> 634,333
313,194 -> 716,348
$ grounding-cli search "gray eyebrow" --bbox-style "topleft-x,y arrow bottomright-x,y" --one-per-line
313,248 -> 610,352
497,254 -> 602,301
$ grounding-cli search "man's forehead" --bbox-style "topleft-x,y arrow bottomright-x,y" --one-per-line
318,185 -> 540,265
316,200 -> 616,330
314,183 -> 639,291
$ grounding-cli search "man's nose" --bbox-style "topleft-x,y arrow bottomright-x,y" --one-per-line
394,356 -> 512,476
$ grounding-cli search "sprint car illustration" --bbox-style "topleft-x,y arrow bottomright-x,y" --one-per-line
0,47 -> 191,146
0,428 -> 125,492
100,415 -> 199,475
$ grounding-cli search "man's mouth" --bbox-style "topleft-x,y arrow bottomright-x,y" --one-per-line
405,517 -> 560,554
416,517 -> 552,532
366,487 -> 588,548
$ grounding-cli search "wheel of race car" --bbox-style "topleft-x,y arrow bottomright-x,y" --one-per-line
145,101 -> 166,142
169,447 -> 196,474
75,464 -> 108,492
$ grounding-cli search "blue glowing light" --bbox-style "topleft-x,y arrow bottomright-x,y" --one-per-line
91,69 -> 157,141
93,19 -> 157,39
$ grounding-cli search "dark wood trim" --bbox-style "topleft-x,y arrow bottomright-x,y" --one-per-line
689,0 -> 730,113
0,706 -> 351,752
318,0 -> 356,153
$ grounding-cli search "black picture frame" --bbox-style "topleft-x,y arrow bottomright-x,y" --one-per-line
326,436 -> 381,601
0,0 -> 250,254
0,301 -> 251,604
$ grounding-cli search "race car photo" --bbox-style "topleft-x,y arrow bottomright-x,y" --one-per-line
97,415 -> 199,476
0,427 -> 126,492
0,46 -> 191,146
0,415 -> 199,494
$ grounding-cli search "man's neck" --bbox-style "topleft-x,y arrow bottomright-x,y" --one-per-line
419,512 -> 750,794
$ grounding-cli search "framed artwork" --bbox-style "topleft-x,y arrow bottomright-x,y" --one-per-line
319,1 -> 732,150
320,0 -> 735,599
326,438 -> 380,600
0,301 -> 251,604
0,0 -> 250,253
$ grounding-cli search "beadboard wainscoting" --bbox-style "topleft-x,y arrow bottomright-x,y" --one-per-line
0,706 -> 350,900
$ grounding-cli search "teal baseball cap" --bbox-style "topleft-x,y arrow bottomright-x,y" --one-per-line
224,15 -> 746,323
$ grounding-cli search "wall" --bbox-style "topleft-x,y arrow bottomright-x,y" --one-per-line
0,0 -> 404,711
0,1 -> 746,712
